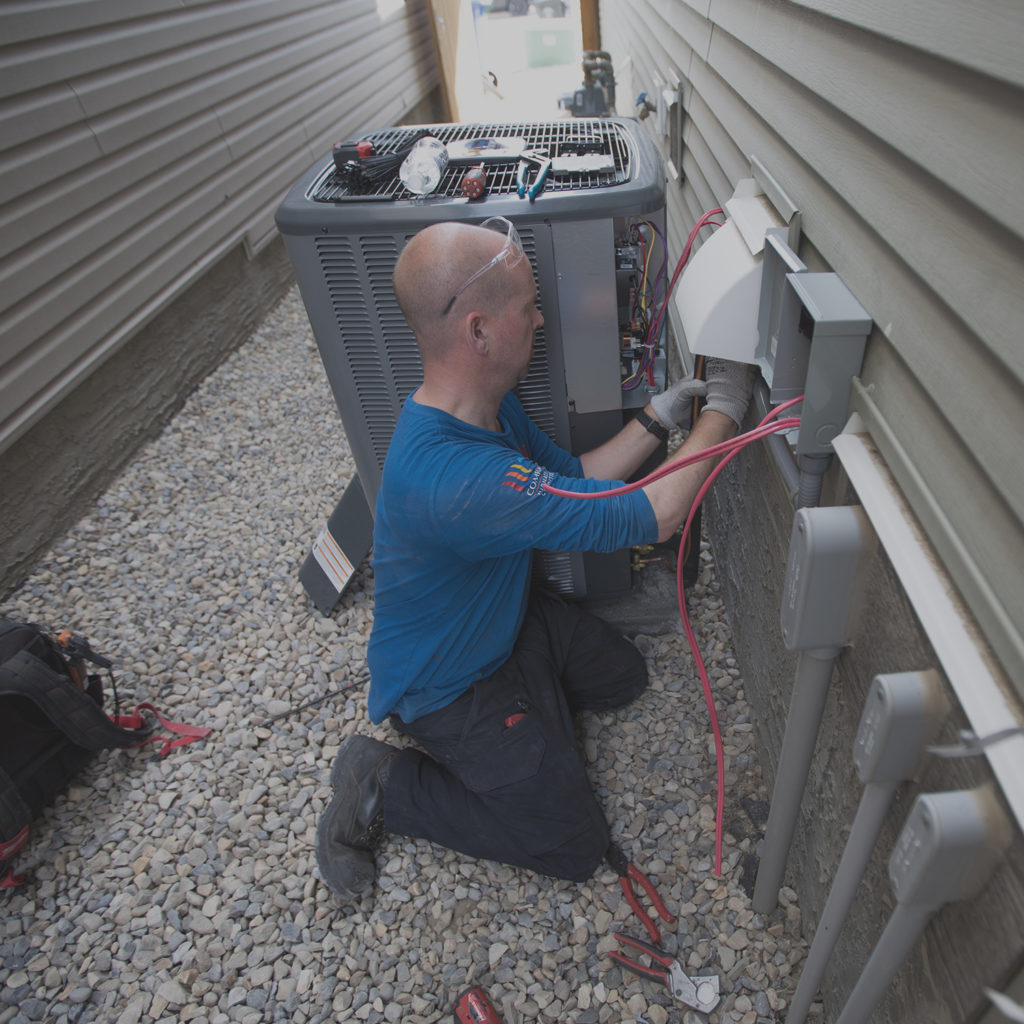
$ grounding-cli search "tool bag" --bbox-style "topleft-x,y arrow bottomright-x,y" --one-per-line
0,617 -> 209,887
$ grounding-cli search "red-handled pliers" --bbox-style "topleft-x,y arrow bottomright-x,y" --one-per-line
606,842 -> 675,944
610,933 -> 721,1014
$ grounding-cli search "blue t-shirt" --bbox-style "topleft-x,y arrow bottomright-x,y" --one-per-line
365,392 -> 658,723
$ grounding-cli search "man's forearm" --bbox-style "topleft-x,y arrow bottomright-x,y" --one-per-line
578,404 -> 664,481
641,409 -> 737,542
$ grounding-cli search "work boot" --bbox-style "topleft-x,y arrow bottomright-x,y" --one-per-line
316,735 -> 399,903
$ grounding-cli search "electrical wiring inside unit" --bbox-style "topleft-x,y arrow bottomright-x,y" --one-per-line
619,210 -> 723,396
620,218 -> 666,392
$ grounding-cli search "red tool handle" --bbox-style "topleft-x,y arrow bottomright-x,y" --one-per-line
610,932 -> 675,990
628,862 -> 676,925
620,875 -> 660,943
606,843 -> 676,945
454,986 -> 503,1024
614,930 -> 674,968
609,950 -> 669,985
619,862 -> 676,944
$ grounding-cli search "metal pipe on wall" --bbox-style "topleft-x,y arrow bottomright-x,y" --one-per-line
752,505 -> 876,913
751,648 -> 839,912
785,670 -> 950,1024
754,377 -> 801,505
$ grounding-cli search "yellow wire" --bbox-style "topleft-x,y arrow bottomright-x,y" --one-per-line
638,219 -> 657,315
621,218 -> 659,389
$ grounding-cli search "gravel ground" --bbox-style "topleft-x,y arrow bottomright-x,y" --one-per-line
1,287 -> 810,1024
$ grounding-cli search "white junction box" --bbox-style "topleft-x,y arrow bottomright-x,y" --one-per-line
673,179 -> 785,366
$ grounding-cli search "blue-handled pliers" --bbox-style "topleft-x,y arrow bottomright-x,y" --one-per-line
516,150 -> 551,201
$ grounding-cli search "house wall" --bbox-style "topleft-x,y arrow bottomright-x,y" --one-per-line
0,0 -> 441,595
598,1 -> 1024,1021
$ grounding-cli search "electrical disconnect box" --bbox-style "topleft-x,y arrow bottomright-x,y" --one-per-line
889,787 -> 1011,907
780,504 -> 877,653
759,271 -> 872,456
671,159 -> 873,456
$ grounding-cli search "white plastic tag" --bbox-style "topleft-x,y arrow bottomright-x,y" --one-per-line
311,525 -> 355,593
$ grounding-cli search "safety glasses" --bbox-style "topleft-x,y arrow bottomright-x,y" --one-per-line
441,216 -> 525,316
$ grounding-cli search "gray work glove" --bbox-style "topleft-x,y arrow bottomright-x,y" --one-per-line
649,375 -> 707,431
703,357 -> 754,428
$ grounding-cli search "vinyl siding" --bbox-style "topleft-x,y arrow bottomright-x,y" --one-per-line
600,0 -> 1024,696
0,0 -> 438,451
599,2 -> 1024,1021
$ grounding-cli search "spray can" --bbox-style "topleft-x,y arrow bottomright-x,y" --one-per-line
399,136 -> 449,195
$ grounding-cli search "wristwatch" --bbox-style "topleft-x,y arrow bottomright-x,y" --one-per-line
635,408 -> 669,441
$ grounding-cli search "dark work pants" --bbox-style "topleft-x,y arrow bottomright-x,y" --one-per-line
381,591 -> 648,882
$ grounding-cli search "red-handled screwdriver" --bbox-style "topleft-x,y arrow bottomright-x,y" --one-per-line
461,164 -> 487,200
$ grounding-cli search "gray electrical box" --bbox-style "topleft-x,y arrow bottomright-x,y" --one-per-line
754,227 -> 806,388
889,788 -> 1011,907
762,271 -> 871,456
780,504 -> 877,653
852,670 -> 951,784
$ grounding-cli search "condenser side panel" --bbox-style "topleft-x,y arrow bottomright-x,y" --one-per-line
286,221 -> 572,512
552,219 -> 621,417
282,230 -> 417,503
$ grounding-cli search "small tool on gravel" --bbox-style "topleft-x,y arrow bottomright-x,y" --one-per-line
611,932 -> 721,1014
606,842 -> 675,944
454,985 -> 504,1024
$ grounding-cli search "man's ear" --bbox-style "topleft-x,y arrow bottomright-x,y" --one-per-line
465,310 -> 490,356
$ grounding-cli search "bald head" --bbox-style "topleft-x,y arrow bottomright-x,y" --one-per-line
393,221 -> 516,357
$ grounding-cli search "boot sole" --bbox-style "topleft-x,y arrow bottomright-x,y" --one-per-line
316,786 -> 376,902
317,735 -> 399,903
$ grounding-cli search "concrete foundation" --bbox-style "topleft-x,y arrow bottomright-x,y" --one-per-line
0,238 -> 295,597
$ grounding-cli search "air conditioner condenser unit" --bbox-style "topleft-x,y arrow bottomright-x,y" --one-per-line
275,117 -> 666,611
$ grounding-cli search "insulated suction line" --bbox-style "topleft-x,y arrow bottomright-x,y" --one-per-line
543,396 -> 804,875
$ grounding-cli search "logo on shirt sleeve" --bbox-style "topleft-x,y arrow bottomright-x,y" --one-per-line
502,460 -> 552,496
501,461 -> 531,491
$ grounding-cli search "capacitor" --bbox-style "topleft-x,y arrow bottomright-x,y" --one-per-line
461,163 -> 487,200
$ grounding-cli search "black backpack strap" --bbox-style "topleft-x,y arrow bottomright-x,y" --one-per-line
0,651 -> 151,751
0,762 -> 31,859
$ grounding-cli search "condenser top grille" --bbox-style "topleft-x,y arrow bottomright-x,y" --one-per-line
309,119 -> 634,202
